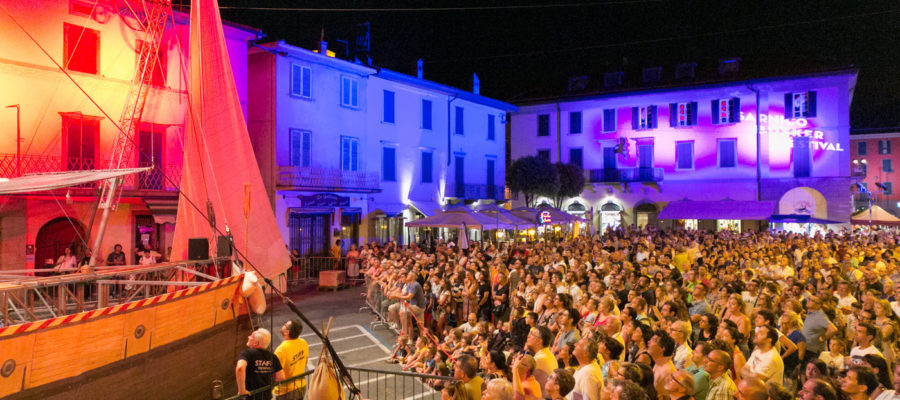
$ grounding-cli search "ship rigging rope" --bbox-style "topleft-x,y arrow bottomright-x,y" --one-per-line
1,5 -> 361,395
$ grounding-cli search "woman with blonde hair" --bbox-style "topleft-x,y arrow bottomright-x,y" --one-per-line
722,293 -> 751,343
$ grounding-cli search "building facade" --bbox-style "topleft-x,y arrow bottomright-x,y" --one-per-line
849,132 -> 900,216
0,0 -> 259,270
247,41 -> 516,255
509,69 -> 858,232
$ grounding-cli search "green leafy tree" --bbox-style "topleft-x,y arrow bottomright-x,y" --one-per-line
554,162 -> 585,207
507,156 -> 559,207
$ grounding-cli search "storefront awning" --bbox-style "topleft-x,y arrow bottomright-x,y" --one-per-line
371,203 -> 406,218
658,200 -> 776,220
408,200 -> 440,217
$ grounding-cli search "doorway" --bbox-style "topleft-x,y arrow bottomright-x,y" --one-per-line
35,217 -> 86,269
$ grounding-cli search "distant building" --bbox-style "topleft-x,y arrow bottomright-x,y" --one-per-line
509,67 -> 858,232
247,41 -> 516,255
849,132 -> 900,216
0,1 -> 259,270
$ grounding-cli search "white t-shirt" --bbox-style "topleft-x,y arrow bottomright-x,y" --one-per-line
849,345 -> 883,366
745,347 -> 784,385
570,361 -> 604,400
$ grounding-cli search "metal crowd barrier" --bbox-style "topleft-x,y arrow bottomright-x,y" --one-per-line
285,257 -> 365,289
222,367 -> 453,400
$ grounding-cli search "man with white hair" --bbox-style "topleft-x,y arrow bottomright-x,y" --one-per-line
483,378 -> 514,400
236,328 -> 284,400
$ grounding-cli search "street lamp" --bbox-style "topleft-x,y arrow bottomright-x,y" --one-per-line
6,104 -> 21,176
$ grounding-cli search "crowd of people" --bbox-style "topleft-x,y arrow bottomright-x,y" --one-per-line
360,226 -> 900,400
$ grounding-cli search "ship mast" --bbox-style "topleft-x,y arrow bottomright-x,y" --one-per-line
90,0 -> 172,267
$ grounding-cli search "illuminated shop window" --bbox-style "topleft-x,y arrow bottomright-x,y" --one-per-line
717,219 -> 741,232
683,219 -> 698,230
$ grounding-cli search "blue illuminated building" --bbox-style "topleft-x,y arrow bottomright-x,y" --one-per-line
247,41 -> 516,254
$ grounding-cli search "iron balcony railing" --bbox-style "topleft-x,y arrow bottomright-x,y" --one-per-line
0,154 -> 180,191
278,165 -> 380,192
589,167 -> 664,183
443,183 -> 505,200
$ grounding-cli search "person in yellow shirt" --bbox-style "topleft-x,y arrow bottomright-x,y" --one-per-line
512,354 -> 542,400
525,326 -> 558,392
273,319 -> 308,400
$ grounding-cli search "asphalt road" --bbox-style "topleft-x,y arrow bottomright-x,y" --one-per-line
265,285 -> 445,400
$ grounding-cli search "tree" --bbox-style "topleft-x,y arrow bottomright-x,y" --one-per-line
553,162 -> 585,208
507,156 -> 559,207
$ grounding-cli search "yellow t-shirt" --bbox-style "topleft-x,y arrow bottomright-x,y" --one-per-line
273,337 -> 309,395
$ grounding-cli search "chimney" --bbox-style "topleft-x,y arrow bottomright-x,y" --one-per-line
472,73 -> 480,95
417,59 -> 423,79
718,57 -> 741,76
319,41 -> 328,55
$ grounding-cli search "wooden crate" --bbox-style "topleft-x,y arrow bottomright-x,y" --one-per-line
318,270 -> 346,290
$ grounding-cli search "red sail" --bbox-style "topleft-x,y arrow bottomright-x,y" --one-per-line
172,0 -> 289,280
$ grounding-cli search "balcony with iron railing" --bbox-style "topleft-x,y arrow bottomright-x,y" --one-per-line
277,165 -> 381,193
442,183 -> 505,200
0,154 -> 180,191
588,167 -> 664,183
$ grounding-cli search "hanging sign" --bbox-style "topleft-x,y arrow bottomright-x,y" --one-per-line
539,211 -> 552,224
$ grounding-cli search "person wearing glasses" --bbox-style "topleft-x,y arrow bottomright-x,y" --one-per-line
704,350 -> 737,400
663,371 -> 696,400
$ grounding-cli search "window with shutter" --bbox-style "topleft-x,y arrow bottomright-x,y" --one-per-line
602,109 -> 616,132
670,102 -> 696,127
858,142 -> 867,155
455,106 -> 464,135
421,152 -> 433,183
341,77 -> 359,108
289,129 -> 311,167
538,114 -> 550,136
718,139 -> 737,168
290,64 -> 311,98
569,148 -> 583,169
570,111 -> 582,134
883,159 -> 892,172
676,141 -> 694,170
633,106 -> 657,130
785,91 -> 816,118
383,90 -> 395,123
64,23 -> 99,75
422,99 -> 432,130
341,136 -> 359,171
793,137 -> 811,177
488,115 -> 496,140
382,147 -> 396,181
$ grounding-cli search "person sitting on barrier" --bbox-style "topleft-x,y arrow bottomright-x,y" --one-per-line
389,271 -> 426,338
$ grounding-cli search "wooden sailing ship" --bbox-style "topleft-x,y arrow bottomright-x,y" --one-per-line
0,0 -> 290,398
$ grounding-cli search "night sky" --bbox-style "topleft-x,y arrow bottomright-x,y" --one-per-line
211,0 -> 900,132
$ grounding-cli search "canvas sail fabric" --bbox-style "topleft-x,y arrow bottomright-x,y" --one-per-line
0,168 -> 150,194
172,0 -> 290,279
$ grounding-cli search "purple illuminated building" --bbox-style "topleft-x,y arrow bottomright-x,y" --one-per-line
509,66 -> 858,232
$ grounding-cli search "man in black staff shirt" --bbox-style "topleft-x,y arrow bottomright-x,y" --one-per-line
236,328 -> 284,399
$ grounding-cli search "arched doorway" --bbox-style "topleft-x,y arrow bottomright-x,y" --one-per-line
599,201 -> 622,232
34,217 -> 85,269
634,203 -> 659,228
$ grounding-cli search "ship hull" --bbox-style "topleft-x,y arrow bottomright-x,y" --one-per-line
1,274 -> 251,400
